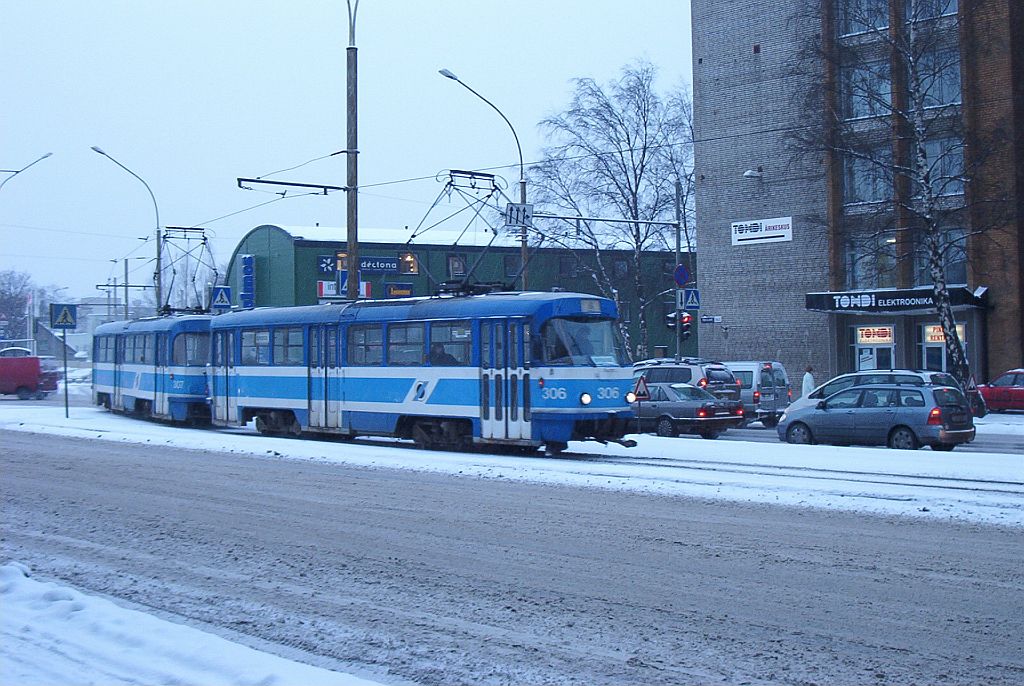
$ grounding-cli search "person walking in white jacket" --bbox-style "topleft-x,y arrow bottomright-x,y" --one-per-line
802,366 -> 815,397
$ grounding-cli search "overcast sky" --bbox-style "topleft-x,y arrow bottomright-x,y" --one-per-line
1,1 -> 692,299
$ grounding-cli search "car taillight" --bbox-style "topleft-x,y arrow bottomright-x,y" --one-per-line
753,390 -> 760,404
697,407 -> 708,418
927,407 -> 943,425
698,378 -> 708,387
788,389 -> 793,400
734,404 -> 744,416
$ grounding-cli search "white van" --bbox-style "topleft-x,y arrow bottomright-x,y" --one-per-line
722,361 -> 791,427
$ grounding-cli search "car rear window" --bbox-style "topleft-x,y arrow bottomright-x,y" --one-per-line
933,387 -> 967,407
733,371 -> 753,388
644,367 -> 692,384
928,373 -> 959,388
707,368 -> 735,383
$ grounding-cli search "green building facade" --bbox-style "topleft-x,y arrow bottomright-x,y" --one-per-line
223,224 -> 697,359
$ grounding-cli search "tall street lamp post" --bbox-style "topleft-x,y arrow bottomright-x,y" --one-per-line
91,146 -> 162,313
439,68 -> 529,289
0,152 -> 53,193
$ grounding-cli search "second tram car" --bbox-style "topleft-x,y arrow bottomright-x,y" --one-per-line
208,292 -> 636,453
93,315 -> 212,422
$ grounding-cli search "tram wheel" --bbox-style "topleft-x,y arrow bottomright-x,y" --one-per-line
545,441 -> 568,456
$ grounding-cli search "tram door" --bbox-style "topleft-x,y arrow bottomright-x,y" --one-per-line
480,319 -> 531,441
112,336 -> 125,410
308,326 -> 340,429
211,330 -> 238,424
154,333 -> 168,417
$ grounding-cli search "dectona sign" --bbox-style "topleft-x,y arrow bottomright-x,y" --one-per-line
731,216 -> 793,246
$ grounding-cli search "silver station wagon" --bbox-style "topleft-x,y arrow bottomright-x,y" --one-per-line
777,383 -> 976,451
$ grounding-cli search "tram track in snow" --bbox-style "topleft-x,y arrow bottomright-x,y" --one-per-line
550,449 -> 1024,496
323,433 -> 1023,498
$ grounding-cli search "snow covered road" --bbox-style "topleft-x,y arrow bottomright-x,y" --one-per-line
2,415 -> 1023,685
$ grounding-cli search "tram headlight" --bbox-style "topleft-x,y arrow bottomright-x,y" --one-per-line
579,392 -> 592,406
625,391 -> 637,403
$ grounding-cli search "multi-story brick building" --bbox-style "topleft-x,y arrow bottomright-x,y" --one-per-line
691,0 -> 1023,384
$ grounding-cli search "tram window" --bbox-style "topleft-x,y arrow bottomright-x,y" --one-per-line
481,323 -> 492,369
327,328 -> 338,367
173,333 -> 210,365
430,322 -> 471,366
241,329 -> 271,365
348,324 -> 383,366
273,327 -> 304,365
387,323 -> 424,366
156,334 -> 167,366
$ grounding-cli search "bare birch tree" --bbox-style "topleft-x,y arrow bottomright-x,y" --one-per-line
530,61 -> 695,360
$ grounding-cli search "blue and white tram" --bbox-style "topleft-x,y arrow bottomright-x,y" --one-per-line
208,292 -> 637,453
93,315 -> 212,422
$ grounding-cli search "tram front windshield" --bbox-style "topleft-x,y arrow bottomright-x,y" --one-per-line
536,317 -> 626,367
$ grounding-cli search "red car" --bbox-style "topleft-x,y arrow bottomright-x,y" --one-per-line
977,369 -> 1024,412
0,355 -> 61,400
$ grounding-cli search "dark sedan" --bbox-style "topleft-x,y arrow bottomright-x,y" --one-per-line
633,382 -> 745,439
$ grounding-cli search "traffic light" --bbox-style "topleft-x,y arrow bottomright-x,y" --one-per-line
681,312 -> 693,340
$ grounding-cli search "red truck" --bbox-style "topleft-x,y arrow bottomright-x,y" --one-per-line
0,352 -> 61,400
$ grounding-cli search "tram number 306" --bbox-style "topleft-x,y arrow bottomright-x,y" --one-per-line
540,386 -> 621,400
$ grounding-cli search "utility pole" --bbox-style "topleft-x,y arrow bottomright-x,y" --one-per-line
675,180 -> 682,361
345,0 -> 360,300
97,257 -> 152,320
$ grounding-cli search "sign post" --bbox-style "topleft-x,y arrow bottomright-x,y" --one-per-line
49,303 -> 77,418
632,375 -> 650,436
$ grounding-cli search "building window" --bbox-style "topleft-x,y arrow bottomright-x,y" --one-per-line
906,0 -> 957,22
842,60 -> 891,119
399,252 -> 419,275
272,327 -> 304,365
386,323 -> 424,366
447,254 -> 467,278
347,325 -> 382,366
914,227 -> 967,286
845,230 -> 899,289
915,138 -> 964,197
919,48 -> 961,109
503,254 -> 522,278
558,256 -> 578,278
843,146 -> 892,204
241,329 -> 271,365
613,258 -> 629,280
839,0 -> 889,36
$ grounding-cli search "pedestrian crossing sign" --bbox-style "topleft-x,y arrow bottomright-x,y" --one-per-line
49,303 -> 78,329
210,286 -> 233,310
683,288 -> 701,311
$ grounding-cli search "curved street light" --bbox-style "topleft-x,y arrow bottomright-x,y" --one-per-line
0,152 -> 53,193
91,146 -> 163,312
439,68 -> 530,289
